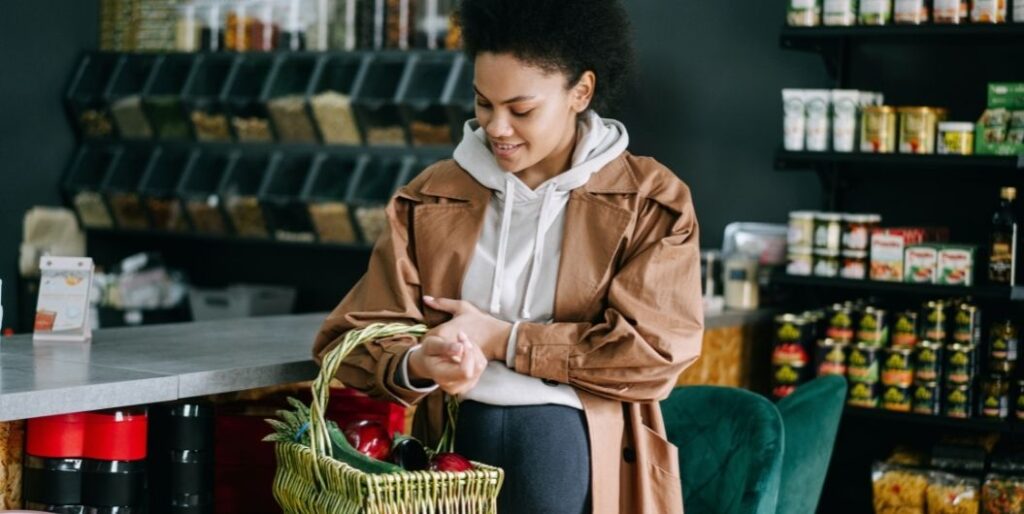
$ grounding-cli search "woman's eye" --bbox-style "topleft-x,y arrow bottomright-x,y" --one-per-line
512,110 -> 533,117
476,101 -> 492,109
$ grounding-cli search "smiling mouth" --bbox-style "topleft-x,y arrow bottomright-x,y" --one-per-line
491,141 -> 523,155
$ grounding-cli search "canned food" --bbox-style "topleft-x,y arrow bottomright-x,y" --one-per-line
882,347 -> 914,387
815,339 -> 848,377
912,381 -> 941,415
772,362 -> 804,386
788,211 -> 816,251
899,107 -> 948,154
914,340 -> 944,382
920,300 -> 947,342
1016,379 -> 1024,420
952,303 -> 981,345
774,314 -> 811,346
857,307 -> 889,347
943,383 -> 972,419
881,384 -> 912,412
981,374 -> 1010,419
937,122 -> 975,155
787,251 -> 813,276
989,320 -> 1019,375
813,213 -> 843,253
848,381 -> 880,408
773,384 -> 798,400
892,310 -> 919,348
802,309 -> 826,343
945,343 -> 976,385
840,251 -> 868,280
826,304 -> 855,343
848,343 -> 880,384
813,250 -> 840,278
861,106 -> 898,153
842,214 -> 880,253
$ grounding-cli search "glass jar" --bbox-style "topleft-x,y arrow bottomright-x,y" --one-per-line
226,1 -> 255,51
278,0 -> 308,51
813,212 -> 842,254
249,1 -> 279,51
200,2 -> 225,51
859,0 -> 893,24
861,106 -> 897,153
176,3 -> 201,52
789,210 -> 816,251
840,251 -> 868,280
989,320 -> 1019,375
894,0 -> 930,23
933,0 -> 969,22
823,0 -> 858,25
788,0 -> 823,26
972,0 -> 1008,22
981,374 -> 1011,419
842,214 -> 880,253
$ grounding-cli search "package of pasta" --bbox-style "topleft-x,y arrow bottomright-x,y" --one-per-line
872,462 -> 928,514
982,473 -> 1024,514
927,471 -> 981,514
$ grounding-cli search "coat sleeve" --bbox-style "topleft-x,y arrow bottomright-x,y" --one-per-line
512,182 -> 704,403
311,190 -> 432,407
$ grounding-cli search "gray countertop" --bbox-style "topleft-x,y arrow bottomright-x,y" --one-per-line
0,308 -> 771,421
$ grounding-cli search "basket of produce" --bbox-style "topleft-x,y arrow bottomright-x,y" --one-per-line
265,323 -> 504,514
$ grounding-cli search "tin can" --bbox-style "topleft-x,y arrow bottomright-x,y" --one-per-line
774,314 -> 811,346
826,303 -> 856,343
857,307 -> 889,347
847,343 -> 880,384
945,343 -> 976,385
943,383 -> 972,419
952,303 -> 981,345
882,347 -> 914,387
981,374 -> 1010,419
898,107 -> 948,154
815,339 -> 848,377
989,320 -> 1019,375
892,310 -> 919,348
911,381 -> 941,415
861,106 -> 898,153
913,340 -> 944,382
920,300 -> 947,342
848,381 -> 880,408
881,384 -> 912,412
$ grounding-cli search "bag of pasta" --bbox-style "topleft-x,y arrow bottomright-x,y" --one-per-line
982,473 -> 1024,514
872,462 -> 928,514
927,471 -> 980,514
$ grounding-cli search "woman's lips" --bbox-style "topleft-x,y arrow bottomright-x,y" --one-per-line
491,141 -> 523,158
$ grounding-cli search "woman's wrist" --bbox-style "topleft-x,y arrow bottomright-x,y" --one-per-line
407,347 -> 433,384
488,320 -> 514,362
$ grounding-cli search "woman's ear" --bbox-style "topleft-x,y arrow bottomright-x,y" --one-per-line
571,70 -> 596,113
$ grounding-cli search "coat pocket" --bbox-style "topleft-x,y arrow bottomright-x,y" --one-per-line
636,425 -> 684,513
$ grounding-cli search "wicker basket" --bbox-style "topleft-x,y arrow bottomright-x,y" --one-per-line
271,323 -> 505,514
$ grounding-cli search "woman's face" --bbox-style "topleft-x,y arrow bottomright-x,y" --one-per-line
473,52 -> 592,173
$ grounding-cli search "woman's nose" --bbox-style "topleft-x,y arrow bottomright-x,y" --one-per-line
484,112 -> 514,139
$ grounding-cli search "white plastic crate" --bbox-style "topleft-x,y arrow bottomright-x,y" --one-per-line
188,284 -> 297,321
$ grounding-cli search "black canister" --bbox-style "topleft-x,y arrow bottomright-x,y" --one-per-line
913,340 -> 944,383
22,455 -> 83,505
911,381 -> 941,416
80,459 -> 146,508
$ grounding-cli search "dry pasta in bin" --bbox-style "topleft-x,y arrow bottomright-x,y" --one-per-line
982,474 -> 1024,514
927,471 -> 981,514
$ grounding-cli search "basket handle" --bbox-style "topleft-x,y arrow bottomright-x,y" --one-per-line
308,322 -> 429,459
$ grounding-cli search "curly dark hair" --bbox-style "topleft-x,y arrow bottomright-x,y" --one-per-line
457,0 -> 634,114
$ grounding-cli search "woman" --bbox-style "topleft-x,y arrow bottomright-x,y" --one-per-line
313,1 -> 703,512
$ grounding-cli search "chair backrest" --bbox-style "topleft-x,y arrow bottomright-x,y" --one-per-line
775,375 -> 848,514
661,386 -> 784,514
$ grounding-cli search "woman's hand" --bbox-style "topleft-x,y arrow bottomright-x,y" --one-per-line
422,296 -> 513,362
407,332 -> 488,395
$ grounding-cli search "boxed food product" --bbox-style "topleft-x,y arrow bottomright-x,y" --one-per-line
905,245 -> 939,284
988,83 -> 1024,110
937,245 -> 976,286
871,228 -> 929,282
872,462 -> 928,514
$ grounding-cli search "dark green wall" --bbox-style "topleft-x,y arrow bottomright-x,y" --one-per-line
0,0 -> 98,332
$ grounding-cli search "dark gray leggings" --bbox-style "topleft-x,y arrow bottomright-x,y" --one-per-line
454,401 -> 592,514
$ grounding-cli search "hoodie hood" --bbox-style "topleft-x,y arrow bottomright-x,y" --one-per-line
453,110 -> 629,319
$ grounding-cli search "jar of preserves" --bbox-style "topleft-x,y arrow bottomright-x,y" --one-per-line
933,0 -> 969,23
971,0 -> 1008,23
840,251 -> 868,280
894,0 -> 930,23
937,122 -> 975,155
842,214 -> 880,253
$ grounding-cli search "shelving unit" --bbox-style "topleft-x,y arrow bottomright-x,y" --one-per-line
774,17 -> 1024,514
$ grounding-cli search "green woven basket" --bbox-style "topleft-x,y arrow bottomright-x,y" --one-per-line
271,323 -> 505,514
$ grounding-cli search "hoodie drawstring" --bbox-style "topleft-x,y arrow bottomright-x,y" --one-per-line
519,184 -> 557,319
488,174 -> 517,315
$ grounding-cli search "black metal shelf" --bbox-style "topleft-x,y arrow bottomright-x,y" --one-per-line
772,272 -> 1024,301
85,227 -> 375,252
844,406 -> 1016,434
775,148 -> 1024,173
780,23 -> 1024,51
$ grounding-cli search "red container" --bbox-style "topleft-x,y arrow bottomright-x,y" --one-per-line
26,413 -> 87,458
84,409 -> 148,461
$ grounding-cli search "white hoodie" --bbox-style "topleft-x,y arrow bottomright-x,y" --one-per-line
402,110 -> 630,409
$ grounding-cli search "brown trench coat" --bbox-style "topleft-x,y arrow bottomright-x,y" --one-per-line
313,152 -> 704,514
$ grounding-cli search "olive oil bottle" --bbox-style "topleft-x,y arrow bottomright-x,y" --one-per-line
989,187 -> 1018,285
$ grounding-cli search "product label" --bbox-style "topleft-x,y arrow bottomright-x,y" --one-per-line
938,248 -> 975,285
914,347 -> 940,381
861,0 -> 889,13
904,246 -> 938,283
871,234 -> 905,281
895,0 -> 926,16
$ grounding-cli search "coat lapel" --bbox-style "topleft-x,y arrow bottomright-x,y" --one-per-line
554,156 -> 637,321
